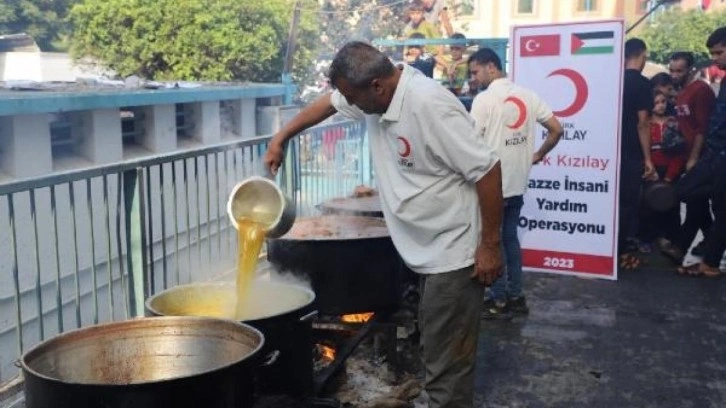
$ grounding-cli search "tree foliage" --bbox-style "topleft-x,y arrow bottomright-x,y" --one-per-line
315,0 -> 407,59
0,0 -> 76,51
69,0 -> 320,83
639,9 -> 726,64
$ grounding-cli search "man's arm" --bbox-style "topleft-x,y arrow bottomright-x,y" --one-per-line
439,8 -> 453,37
637,110 -> 655,177
533,116 -> 564,164
686,87 -> 716,171
473,162 -> 504,285
264,93 -> 338,175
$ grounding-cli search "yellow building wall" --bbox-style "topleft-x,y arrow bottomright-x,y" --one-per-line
452,0 -> 653,38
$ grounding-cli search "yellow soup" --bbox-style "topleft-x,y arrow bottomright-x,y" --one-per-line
235,217 -> 266,317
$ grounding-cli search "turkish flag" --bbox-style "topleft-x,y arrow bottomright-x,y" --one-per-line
520,35 -> 561,57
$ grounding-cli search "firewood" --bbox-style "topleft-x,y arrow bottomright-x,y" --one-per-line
364,397 -> 412,408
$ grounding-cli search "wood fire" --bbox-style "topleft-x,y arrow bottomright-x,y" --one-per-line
319,345 -> 336,362
341,312 -> 374,323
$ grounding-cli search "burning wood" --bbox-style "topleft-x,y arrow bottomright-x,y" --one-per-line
341,312 -> 374,323
319,344 -> 336,362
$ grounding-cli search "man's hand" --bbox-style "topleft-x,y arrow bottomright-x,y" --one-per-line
263,138 -> 285,176
471,242 -> 503,285
685,157 -> 698,172
532,151 -> 544,164
642,159 -> 656,179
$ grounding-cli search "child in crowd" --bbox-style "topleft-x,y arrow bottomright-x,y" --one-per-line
639,90 -> 686,251
405,33 -> 435,78
404,1 -> 440,55
650,72 -> 677,115
436,33 -> 469,95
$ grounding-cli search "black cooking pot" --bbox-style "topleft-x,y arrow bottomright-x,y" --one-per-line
146,280 -> 316,398
21,316 -> 263,408
643,180 -> 677,212
266,215 -> 402,315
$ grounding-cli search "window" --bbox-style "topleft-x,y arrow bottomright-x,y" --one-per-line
577,0 -> 597,11
518,0 -> 534,13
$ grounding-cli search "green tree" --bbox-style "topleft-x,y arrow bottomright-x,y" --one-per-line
0,0 -> 77,51
315,0 -> 407,58
639,9 -> 726,64
68,0 -> 320,83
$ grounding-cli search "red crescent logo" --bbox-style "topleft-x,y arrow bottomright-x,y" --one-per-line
547,68 -> 588,117
397,136 -> 411,158
504,96 -> 527,129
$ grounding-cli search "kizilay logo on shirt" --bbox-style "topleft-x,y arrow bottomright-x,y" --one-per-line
396,136 -> 415,169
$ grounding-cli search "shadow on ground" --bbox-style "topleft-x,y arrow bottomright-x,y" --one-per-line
475,254 -> 726,408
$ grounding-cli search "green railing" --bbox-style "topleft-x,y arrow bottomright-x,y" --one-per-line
0,117 -> 369,387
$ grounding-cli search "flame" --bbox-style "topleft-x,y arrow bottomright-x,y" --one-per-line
341,312 -> 374,323
319,345 -> 336,361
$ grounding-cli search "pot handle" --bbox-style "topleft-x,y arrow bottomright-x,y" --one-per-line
299,310 -> 318,322
260,350 -> 281,367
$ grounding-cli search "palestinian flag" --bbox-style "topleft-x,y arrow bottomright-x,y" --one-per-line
571,31 -> 615,55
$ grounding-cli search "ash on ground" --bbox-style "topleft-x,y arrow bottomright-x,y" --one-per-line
329,306 -> 425,408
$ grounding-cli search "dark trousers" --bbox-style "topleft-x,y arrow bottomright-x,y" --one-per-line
639,166 -> 680,242
676,150 -> 726,267
619,158 -> 643,250
672,198 -> 712,252
419,266 -> 485,408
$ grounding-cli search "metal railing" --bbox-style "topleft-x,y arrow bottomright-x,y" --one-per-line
0,117 -> 370,386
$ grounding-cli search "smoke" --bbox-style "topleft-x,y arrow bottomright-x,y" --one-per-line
265,265 -> 313,291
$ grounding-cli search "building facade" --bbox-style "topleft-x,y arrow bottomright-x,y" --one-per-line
449,0 -> 722,39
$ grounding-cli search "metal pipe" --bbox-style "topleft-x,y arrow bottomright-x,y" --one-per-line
145,167 -> 155,293
68,182 -> 82,328
50,185 -> 64,333
30,189 -> 45,339
102,175 -> 114,320
8,194 -> 23,354
172,162 -> 181,285
159,164 -> 169,290
86,179 -> 99,324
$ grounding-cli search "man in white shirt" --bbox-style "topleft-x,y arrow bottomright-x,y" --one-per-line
265,41 -> 504,408
468,48 -> 563,319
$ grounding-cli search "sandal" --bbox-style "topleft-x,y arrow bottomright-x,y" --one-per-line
619,253 -> 641,270
676,263 -> 720,278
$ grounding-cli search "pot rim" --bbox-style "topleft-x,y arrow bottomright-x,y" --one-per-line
20,316 -> 265,387
144,281 -> 316,322
271,214 -> 391,241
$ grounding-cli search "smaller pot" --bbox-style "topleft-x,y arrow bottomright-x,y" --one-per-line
146,280 -> 316,398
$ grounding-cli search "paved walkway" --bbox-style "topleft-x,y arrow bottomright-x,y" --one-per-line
474,255 -> 726,408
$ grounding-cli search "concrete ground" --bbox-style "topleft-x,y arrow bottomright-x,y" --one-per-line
474,254 -> 726,408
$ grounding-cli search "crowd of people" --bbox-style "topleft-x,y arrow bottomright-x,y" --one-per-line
618,28 -> 726,278
402,0 -> 478,97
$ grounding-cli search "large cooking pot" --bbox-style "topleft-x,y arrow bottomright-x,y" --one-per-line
266,215 -> 403,315
21,316 -> 263,408
146,280 -> 316,398
318,195 -> 384,218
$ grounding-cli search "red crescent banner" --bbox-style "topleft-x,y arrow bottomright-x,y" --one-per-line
511,20 -> 624,280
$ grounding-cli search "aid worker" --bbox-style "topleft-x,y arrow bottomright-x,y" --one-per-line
264,41 -> 504,408
468,48 -> 563,319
